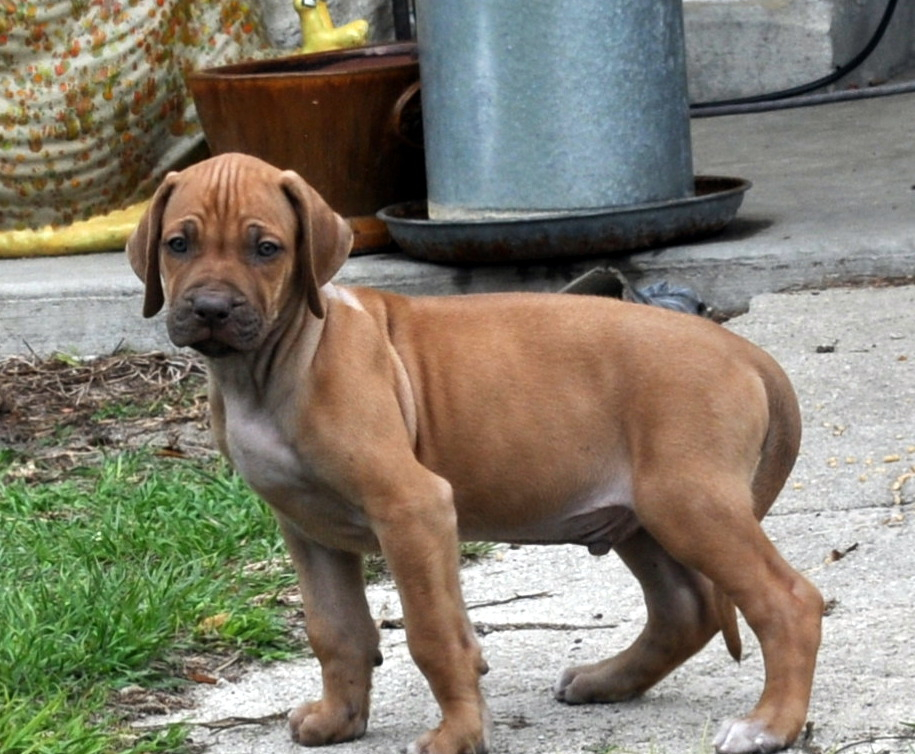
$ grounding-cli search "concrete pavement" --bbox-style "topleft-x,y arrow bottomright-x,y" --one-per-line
138,284 -> 915,753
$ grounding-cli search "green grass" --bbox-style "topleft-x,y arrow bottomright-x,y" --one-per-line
0,451 -> 298,754
0,446 -> 499,754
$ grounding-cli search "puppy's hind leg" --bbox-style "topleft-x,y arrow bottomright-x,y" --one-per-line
636,474 -> 823,754
554,527 -> 723,704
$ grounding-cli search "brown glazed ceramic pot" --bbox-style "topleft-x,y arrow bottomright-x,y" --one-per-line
187,42 -> 425,250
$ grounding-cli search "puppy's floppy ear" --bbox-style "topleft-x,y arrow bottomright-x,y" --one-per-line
279,170 -> 354,319
126,173 -> 178,318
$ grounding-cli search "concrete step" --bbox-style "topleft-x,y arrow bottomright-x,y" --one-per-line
684,0 -> 915,102
3,92 -> 915,358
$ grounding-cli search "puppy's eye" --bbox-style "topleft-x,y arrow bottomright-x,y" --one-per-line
166,236 -> 188,254
256,240 -> 281,258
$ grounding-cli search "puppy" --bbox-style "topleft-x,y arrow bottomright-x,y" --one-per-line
127,153 -> 822,754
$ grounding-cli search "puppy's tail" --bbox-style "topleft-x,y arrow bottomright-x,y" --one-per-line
715,587 -> 742,662
713,353 -> 801,664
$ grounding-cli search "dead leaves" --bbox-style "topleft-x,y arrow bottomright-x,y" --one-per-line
825,543 -> 859,565
892,466 -> 915,506
0,352 -> 210,475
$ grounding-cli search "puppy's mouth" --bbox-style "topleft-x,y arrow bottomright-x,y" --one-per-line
166,288 -> 265,357
189,338 -> 239,358
169,325 -> 250,357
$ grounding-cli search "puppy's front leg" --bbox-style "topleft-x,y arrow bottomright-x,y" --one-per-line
277,516 -> 381,746
373,473 -> 491,754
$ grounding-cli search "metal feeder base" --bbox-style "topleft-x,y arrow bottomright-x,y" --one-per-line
377,176 -> 751,265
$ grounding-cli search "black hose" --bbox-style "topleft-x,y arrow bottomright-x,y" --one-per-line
691,0 -> 901,113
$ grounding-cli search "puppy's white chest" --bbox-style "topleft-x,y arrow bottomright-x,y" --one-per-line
223,404 -> 302,495
218,393 -> 375,550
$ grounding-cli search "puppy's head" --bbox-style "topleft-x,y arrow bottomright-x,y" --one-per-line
126,153 -> 353,357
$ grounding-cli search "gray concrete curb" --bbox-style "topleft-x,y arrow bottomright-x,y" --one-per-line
2,93 -> 914,358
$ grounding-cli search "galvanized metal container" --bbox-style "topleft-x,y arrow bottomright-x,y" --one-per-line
415,0 -> 694,221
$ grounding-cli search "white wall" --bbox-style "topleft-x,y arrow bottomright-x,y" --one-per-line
252,0 -> 913,101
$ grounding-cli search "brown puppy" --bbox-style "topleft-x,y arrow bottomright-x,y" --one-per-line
127,153 -> 822,754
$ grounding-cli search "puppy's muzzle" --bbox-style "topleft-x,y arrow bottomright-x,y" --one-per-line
168,286 -> 265,357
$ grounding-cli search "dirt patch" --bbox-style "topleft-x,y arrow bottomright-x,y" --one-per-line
0,351 -> 214,479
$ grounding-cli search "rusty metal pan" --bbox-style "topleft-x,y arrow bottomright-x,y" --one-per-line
377,176 -> 750,264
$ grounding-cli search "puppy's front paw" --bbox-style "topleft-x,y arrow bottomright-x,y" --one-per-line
713,717 -> 791,754
405,706 -> 492,754
289,699 -> 368,746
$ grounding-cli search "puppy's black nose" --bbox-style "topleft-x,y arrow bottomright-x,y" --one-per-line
191,291 -> 233,325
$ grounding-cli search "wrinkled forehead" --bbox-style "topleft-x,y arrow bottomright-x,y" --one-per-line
163,156 -> 296,230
